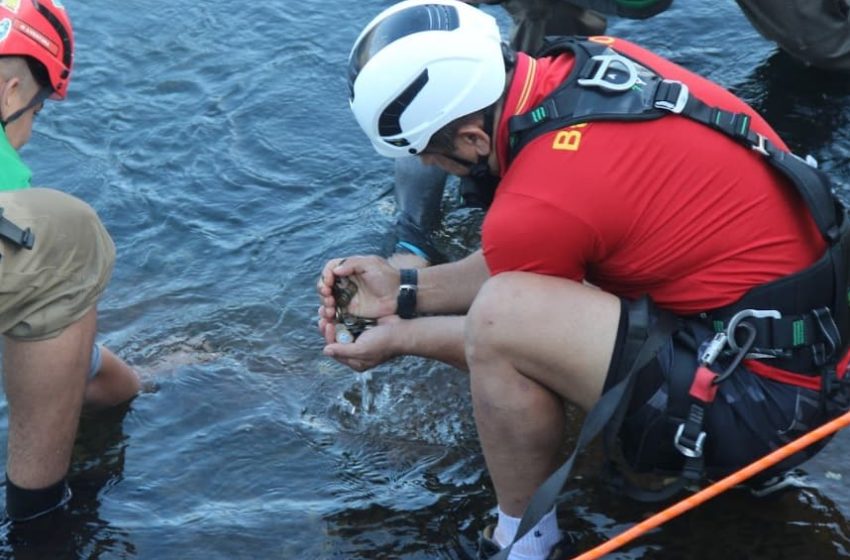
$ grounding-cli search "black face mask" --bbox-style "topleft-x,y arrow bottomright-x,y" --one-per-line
443,150 -> 501,209
460,154 -> 500,209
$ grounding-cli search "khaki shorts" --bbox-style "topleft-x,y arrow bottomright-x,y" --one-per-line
0,188 -> 115,341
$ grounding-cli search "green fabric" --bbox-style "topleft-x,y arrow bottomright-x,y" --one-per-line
0,130 -> 31,191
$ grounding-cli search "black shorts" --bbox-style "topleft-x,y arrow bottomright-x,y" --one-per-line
605,297 -> 833,479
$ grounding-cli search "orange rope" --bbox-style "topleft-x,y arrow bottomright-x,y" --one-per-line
571,408 -> 850,560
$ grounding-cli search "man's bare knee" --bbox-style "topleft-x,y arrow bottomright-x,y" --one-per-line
465,273 -> 527,366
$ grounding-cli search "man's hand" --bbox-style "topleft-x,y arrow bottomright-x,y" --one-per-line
322,316 -> 404,372
317,255 -> 402,343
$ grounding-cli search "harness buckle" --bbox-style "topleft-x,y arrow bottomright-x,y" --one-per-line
577,53 -> 639,92
673,423 -> 706,458
752,133 -> 770,157
725,308 -> 781,352
654,80 -> 689,114
0,207 -> 35,251
698,332 -> 727,366
805,154 -> 819,169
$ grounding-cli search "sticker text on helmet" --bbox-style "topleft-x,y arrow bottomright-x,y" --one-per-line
16,20 -> 58,56
0,1 -> 20,14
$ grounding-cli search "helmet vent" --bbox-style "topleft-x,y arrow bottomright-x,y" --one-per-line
378,68 -> 429,139
34,1 -> 72,72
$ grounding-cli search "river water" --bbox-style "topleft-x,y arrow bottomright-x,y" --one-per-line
1,0 -> 850,558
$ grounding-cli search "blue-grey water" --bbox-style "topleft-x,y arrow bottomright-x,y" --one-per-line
2,0 -> 850,558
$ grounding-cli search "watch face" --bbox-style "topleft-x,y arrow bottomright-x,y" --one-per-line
397,287 -> 417,319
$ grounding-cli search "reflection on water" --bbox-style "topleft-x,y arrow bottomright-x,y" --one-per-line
0,0 -> 849,558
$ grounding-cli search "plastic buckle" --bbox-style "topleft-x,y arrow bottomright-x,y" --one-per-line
577,53 -> 639,92
805,154 -> 819,168
752,133 -> 770,157
19,227 -> 34,249
725,309 -> 780,352
654,80 -> 689,114
674,423 -> 706,458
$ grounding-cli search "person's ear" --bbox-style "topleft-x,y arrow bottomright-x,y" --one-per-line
0,76 -> 20,111
456,122 -> 491,157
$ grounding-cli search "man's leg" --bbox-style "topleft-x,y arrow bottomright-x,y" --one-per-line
4,307 -> 95,497
465,272 -> 620,558
0,188 -> 118,520
466,272 -> 620,515
84,345 -> 141,409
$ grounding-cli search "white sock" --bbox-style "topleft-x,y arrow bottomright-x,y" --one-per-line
492,506 -> 560,560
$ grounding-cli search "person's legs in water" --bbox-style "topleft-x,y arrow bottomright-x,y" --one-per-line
84,345 -> 141,409
3,308 -> 96,520
0,188 -> 139,522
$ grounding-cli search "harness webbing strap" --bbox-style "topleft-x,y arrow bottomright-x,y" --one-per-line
488,36 -> 850,551
0,207 -> 34,259
507,37 -> 850,373
490,312 -> 677,560
656,81 -> 841,243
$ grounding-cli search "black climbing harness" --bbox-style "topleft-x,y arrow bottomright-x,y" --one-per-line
489,37 -> 850,559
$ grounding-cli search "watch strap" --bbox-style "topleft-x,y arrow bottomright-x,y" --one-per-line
397,268 -> 418,319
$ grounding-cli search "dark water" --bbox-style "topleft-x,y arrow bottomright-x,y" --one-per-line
1,0 -> 850,558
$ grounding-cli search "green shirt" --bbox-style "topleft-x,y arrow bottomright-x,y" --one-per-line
0,129 -> 31,191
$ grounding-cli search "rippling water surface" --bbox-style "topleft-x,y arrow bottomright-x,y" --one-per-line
2,1 -> 850,558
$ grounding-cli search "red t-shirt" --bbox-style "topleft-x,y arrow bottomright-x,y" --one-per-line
482,37 -> 836,388
484,37 -> 824,314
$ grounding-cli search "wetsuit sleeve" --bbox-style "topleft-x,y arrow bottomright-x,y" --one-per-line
392,157 -> 448,263
481,191 -> 596,281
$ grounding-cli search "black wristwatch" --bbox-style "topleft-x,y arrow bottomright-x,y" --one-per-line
397,268 -> 418,319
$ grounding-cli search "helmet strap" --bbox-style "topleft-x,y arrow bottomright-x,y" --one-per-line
1,87 -> 51,129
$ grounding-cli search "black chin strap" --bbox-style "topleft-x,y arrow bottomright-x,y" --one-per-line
468,153 -> 493,183
1,87 -> 51,129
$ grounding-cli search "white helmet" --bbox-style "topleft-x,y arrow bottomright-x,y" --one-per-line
348,0 -> 506,158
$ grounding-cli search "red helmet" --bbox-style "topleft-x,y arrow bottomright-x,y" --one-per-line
0,0 -> 74,99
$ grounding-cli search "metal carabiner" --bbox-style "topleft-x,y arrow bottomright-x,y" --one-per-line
577,53 -> 639,92
725,308 -> 780,352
